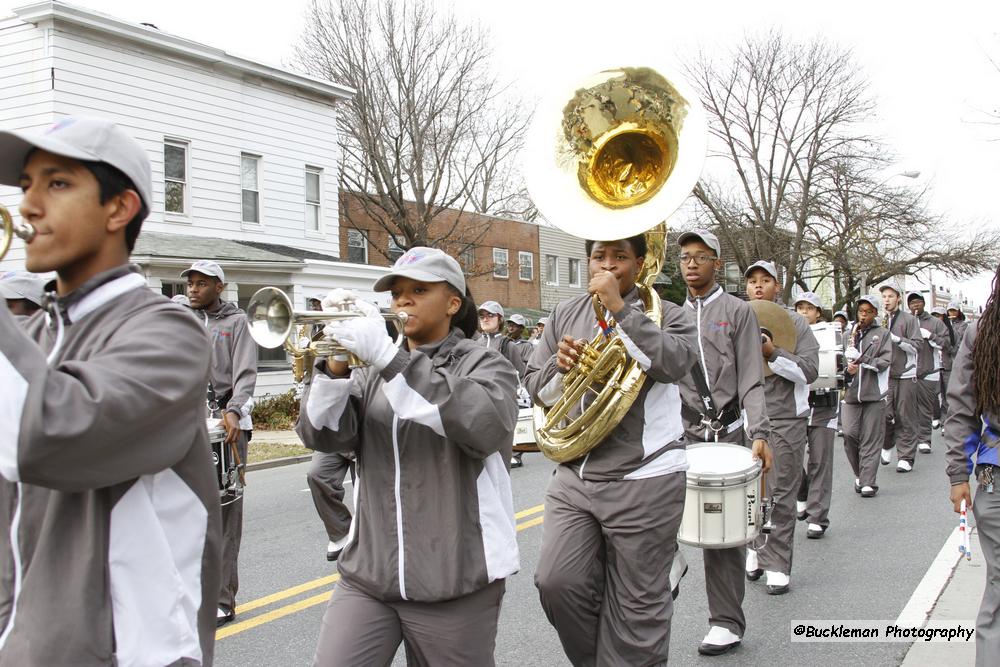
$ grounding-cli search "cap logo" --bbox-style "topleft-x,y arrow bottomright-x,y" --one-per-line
46,118 -> 77,134
397,248 -> 427,266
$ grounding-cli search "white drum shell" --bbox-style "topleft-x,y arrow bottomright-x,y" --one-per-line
811,322 -> 843,391
678,443 -> 763,549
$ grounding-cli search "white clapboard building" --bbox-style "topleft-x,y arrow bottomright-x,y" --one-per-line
0,0 -> 389,394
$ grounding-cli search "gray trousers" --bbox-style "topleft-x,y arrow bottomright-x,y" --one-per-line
797,424 -> 835,527
974,487 -> 1000,667
220,431 -> 249,611
752,418 -> 807,576
313,576 -> 505,667
939,370 -> 951,419
841,400 -> 885,489
884,378 -> 919,463
685,425 -> 749,637
307,451 -> 354,541
535,465 -> 685,666
913,378 -> 938,445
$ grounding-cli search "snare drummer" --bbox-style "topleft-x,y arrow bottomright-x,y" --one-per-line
745,261 -> 819,597
907,291 -> 949,452
0,118 -> 221,664
841,295 -> 892,497
184,259 -> 259,627
793,292 -> 837,539
525,235 -> 697,666
675,230 -> 772,656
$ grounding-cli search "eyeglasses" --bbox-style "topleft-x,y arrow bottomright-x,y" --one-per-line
478,313 -> 498,319
677,254 -> 718,266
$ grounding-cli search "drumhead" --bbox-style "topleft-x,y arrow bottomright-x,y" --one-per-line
206,418 -> 226,442
687,443 -> 753,474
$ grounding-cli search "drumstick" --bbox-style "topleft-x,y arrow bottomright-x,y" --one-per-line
959,499 -> 971,561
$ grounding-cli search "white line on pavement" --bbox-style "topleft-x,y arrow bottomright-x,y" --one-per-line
896,526 -> 964,626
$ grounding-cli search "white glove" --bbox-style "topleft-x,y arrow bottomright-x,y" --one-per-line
891,334 -> 901,343
332,317 -> 398,371
920,327 -> 931,340
321,288 -> 357,311
844,346 -> 861,362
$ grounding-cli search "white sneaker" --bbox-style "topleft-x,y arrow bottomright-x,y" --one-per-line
897,460 -> 913,472
327,534 -> 350,561
745,548 -> 758,573
880,449 -> 892,465
918,443 -> 931,453
932,419 -> 941,429
701,625 -> 741,647
796,500 -> 808,514
765,571 -> 790,587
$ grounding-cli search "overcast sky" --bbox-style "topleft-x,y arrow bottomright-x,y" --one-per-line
3,0 -> 998,304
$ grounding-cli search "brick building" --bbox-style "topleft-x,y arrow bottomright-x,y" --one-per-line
338,193 -> 542,311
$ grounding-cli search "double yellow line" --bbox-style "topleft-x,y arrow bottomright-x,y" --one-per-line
216,503 -> 546,640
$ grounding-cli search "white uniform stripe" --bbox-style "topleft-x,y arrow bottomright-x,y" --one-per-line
381,374 -> 445,437
0,485 -> 24,649
475,453 -> 519,582
617,328 -> 653,372
391,416 -> 408,600
306,374 -> 352,432
0,353 -> 28,482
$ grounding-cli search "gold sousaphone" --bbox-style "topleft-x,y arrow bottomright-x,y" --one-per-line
523,64 -> 707,463
749,300 -> 798,377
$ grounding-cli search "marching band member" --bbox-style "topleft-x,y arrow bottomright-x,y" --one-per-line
744,261 -> 819,596
525,235 -> 697,665
946,264 -> 1000,667
905,291 -> 948,455
793,292 -> 836,539
476,299 -> 527,374
879,283 -> 923,471
0,118 -> 221,665
183,259 -> 258,627
841,295 -> 893,498
948,300 -> 970,344
931,305 -> 957,425
0,271 -> 46,318
674,230 -> 772,656
530,317 -> 549,345
297,248 -> 519,666
833,309 -> 850,332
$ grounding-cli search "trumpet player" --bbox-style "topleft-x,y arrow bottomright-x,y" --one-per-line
906,291 -> 949,451
675,230 -> 772,657
879,283 -> 923,471
0,118 -> 221,665
525,235 -> 697,666
841,295 -> 893,497
744,261 -> 819,597
297,247 -> 519,666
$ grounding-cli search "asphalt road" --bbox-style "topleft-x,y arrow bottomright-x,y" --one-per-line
215,430 -> 958,666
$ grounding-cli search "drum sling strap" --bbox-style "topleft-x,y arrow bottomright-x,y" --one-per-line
681,363 -> 741,442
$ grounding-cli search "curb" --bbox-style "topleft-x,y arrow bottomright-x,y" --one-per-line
247,454 -> 313,472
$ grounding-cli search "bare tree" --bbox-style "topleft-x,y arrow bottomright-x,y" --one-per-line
801,157 -> 1000,309
293,0 -> 528,260
688,32 -> 876,299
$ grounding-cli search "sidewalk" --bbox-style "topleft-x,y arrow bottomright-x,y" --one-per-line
251,429 -> 301,445
901,530 -> 983,666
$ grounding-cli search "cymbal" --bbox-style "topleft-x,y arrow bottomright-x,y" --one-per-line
749,300 -> 797,377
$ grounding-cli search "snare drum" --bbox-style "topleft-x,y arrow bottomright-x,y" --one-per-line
811,322 -> 844,391
678,443 -> 762,549
512,407 -> 539,453
206,418 -> 243,503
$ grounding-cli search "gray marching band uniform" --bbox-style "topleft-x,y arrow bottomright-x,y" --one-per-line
297,329 -> 519,666
801,387 -> 839,529
912,310 -> 948,448
942,317 -> 969,417
944,323 -> 1000,667
476,330 -> 527,376
751,309 -> 819,578
882,310 -> 923,464
524,288 -> 696,666
198,299 -> 258,614
0,266 -> 222,666
676,285 -> 769,639
306,451 -> 354,549
841,321 -> 893,491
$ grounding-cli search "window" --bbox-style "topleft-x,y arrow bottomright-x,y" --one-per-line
493,248 -> 509,278
388,236 -> 405,262
164,140 -> 188,214
518,251 -> 533,281
305,167 -> 322,231
567,258 -> 581,287
346,229 -> 368,264
159,282 -> 186,299
459,245 -> 475,270
544,255 -> 559,286
725,262 -> 741,293
241,153 -> 261,223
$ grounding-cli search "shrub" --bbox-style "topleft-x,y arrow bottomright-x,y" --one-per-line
252,390 -> 300,430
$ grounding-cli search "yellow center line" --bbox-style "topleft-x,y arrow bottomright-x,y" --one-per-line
218,508 -> 546,641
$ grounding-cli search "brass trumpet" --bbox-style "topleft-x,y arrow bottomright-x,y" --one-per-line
1,204 -> 36,261
246,287 -> 407,381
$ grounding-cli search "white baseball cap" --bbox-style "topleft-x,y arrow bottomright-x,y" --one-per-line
0,117 -> 152,211
507,314 -> 527,326
744,260 -> 779,281
537,317 -> 549,326
171,294 -> 191,307
0,271 -> 47,306
677,229 -> 722,257
794,291 -> 823,309
833,309 -> 849,320
857,294 -> 881,312
372,247 -> 466,294
879,281 -> 904,297
478,300 -> 504,317
180,260 -> 226,282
